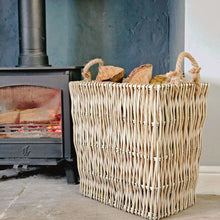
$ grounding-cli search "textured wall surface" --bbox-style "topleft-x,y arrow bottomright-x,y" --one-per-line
0,0 -> 170,76
71,0 -> 169,76
168,0 -> 185,70
46,0 -> 70,66
0,0 -> 18,67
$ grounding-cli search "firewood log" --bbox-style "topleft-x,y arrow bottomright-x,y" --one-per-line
0,110 -> 20,124
126,64 -> 153,84
19,93 -> 61,124
96,66 -> 124,82
20,107 -> 58,124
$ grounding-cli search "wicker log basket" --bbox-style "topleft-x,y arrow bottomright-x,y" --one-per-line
69,52 -> 209,219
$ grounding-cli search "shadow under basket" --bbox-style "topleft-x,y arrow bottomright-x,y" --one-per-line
69,52 -> 209,219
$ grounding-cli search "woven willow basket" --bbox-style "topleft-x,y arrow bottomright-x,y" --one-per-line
69,52 -> 209,219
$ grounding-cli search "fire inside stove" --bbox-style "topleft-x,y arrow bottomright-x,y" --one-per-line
0,86 -> 62,138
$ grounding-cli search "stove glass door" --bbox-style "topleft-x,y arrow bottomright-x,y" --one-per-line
0,86 -> 62,138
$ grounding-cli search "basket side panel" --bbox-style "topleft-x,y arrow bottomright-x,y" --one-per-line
69,82 -> 209,220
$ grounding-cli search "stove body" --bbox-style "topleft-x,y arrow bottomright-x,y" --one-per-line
0,67 -> 81,182
0,0 -> 82,183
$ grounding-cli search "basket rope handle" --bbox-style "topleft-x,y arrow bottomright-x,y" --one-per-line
166,52 -> 201,85
82,58 -> 104,81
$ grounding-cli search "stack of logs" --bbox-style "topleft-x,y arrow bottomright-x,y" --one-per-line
0,86 -> 61,125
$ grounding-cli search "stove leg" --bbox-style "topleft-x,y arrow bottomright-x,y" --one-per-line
64,161 -> 79,184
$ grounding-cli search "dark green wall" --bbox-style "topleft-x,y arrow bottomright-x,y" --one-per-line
0,0 -> 170,76
168,0 -> 185,70
0,0 -> 19,67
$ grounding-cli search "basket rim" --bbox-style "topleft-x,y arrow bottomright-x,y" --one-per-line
69,80 -> 209,89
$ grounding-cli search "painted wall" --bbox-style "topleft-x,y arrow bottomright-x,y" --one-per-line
168,0 -> 185,70
46,0 -> 70,67
185,0 -> 220,165
67,0 -> 170,76
0,0 -> 18,67
0,0 -> 170,77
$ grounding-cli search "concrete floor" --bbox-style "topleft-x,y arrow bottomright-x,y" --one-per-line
0,175 -> 219,220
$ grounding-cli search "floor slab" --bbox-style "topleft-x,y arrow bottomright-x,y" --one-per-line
0,175 -> 219,220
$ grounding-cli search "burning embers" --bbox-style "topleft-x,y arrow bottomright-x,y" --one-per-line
0,124 -> 62,138
0,86 -> 62,138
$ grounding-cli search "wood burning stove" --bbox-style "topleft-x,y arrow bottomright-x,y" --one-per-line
0,0 -> 82,183
0,67 -> 81,183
